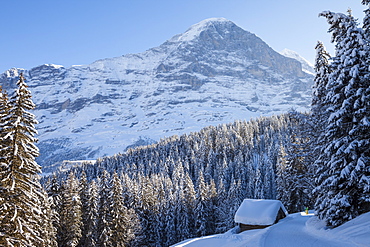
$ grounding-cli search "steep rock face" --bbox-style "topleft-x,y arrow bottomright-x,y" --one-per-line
0,18 -> 313,172
156,18 -> 304,86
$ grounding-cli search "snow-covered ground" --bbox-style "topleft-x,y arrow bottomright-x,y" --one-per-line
172,211 -> 370,247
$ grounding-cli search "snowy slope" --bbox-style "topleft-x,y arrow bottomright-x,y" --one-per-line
0,18 -> 314,172
173,212 -> 370,247
280,48 -> 315,75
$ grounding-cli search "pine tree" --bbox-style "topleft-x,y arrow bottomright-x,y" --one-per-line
315,10 -> 370,227
276,145 -> 290,207
194,170 -> 208,237
277,112 -> 314,213
40,190 -> 58,247
97,171 -> 113,247
312,41 -> 331,127
0,86 -> 11,154
362,0 -> 370,39
59,172 -> 83,247
225,176 -> 241,229
84,180 -> 98,247
206,179 -> 217,235
0,74 -> 47,246
214,178 -> 229,233
164,189 -> 176,247
183,172 -> 196,237
172,165 -> 191,243
44,174 -> 62,245
78,171 -> 92,247
110,172 -> 135,246
311,41 -> 332,188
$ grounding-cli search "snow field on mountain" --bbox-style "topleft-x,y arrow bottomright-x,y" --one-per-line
0,18 -> 314,169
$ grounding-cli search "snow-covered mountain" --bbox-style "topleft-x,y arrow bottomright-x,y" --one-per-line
280,48 -> 315,75
0,18 -> 313,172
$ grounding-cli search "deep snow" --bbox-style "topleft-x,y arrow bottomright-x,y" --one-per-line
172,211 -> 370,247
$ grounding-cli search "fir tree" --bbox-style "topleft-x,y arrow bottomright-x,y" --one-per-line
311,41 -> 332,183
194,170 -> 208,237
362,0 -> 370,39
312,41 -> 331,127
59,172 -> 83,247
206,179 -> 217,235
97,171 -> 113,247
0,86 -> 11,154
278,111 -> 313,213
315,10 -> 370,227
214,178 -> 229,233
84,180 -> 98,247
40,190 -> 58,247
44,174 -> 62,245
225,176 -> 241,229
110,172 -> 135,246
0,74 -> 47,246
183,172 -> 196,237
78,171 -> 92,247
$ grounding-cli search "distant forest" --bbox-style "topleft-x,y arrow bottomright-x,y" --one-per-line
45,112 -> 314,246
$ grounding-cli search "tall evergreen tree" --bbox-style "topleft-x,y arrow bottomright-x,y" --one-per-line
214,178 -> 229,233
362,0 -> 370,39
40,190 -> 58,247
83,180 -> 99,247
183,172 -> 196,237
194,170 -> 208,237
312,41 -> 331,126
315,11 -> 370,227
78,171 -> 91,247
279,112 -> 314,213
311,41 -> 332,183
44,174 -> 62,245
0,86 -> 11,153
97,171 -> 113,247
206,179 -> 217,235
0,74 -> 48,246
110,172 -> 135,246
59,172 -> 83,247
225,176 -> 241,229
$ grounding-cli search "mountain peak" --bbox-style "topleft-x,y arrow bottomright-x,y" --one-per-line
190,17 -> 232,28
170,17 -> 237,43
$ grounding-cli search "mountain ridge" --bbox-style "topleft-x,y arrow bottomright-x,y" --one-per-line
0,18 -> 314,172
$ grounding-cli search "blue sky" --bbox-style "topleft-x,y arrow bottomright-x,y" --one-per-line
0,0 -> 366,73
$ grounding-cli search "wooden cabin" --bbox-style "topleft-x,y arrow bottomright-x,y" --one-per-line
234,199 -> 288,232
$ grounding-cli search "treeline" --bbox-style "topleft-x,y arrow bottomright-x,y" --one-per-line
43,112 -> 314,246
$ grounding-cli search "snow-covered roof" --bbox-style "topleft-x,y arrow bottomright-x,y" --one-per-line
234,199 -> 288,225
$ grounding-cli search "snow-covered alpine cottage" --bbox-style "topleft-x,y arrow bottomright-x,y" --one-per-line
234,199 -> 288,232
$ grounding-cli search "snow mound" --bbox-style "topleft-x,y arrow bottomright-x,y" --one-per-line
305,211 -> 370,246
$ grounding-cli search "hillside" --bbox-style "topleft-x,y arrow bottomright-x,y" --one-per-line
173,212 -> 370,247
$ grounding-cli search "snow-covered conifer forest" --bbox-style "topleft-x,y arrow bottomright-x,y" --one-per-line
1,1 -> 370,246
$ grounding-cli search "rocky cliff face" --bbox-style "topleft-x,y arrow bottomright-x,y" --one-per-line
0,18 -> 313,173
